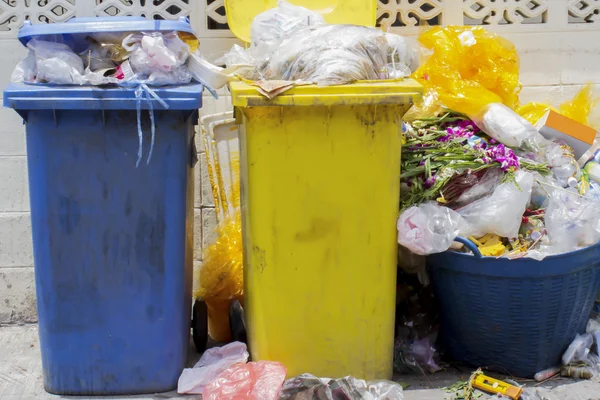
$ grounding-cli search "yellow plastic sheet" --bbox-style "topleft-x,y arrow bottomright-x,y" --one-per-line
517,84 -> 598,128
411,26 -> 521,118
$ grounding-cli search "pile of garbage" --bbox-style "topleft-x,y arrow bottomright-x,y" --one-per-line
216,0 -> 417,92
397,26 -> 600,261
12,31 -> 205,87
177,341 -> 404,400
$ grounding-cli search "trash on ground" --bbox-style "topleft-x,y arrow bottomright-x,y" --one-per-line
470,372 -> 522,400
533,366 -> 560,382
177,341 -> 249,394
278,374 -> 403,400
202,360 -> 287,400
394,273 -> 441,374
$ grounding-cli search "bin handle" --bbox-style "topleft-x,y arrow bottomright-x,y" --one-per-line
454,236 -> 483,258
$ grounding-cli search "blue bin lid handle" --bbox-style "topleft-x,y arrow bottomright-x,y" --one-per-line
454,237 -> 483,258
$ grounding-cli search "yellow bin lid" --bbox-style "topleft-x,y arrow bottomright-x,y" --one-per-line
224,0 -> 377,43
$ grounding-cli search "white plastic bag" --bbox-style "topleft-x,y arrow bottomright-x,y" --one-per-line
475,103 -> 539,148
11,50 -> 36,83
545,187 -> 600,253
177,341 -> 249,394
27,40 -> 85,85
397,203 -> 466,256
458,170 -> 534,238
563,333 -> 594,365
250,0 -> 325,48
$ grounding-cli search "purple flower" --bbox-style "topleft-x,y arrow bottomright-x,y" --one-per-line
425,176 -> 435,188
438,121 -> 477,143
485,143 -> 519,171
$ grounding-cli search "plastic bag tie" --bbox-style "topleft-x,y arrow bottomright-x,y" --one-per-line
134,83 -> 169,167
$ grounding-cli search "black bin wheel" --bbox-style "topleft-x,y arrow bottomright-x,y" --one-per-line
192,299 -> 208,353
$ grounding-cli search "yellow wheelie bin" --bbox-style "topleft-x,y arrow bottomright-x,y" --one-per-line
225,0 -> 423,380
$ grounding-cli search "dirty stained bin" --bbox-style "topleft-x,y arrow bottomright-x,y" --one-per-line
3,18 -> 202,395
232,80 -> 422,380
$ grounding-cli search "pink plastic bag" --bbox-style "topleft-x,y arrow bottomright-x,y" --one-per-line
177,342 -> 249,394
202,361 -> 287,400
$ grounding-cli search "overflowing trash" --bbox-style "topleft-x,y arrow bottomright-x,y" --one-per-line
216,0 -> 417,88
397,26 -> 600,260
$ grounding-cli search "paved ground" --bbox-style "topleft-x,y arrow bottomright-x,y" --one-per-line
1,324 -> 600,400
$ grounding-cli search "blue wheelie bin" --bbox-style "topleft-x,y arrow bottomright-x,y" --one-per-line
4,17 -> 202,395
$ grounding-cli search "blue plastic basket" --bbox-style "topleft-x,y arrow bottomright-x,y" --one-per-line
428,237 -> 600,378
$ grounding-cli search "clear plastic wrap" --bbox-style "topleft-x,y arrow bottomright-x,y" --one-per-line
562,333 -> 594,365
279,374 -> 403,400
177,342 -> 249,394
545,188 -> 600,253
11,50 -> 36,83
202,361 -> 287,400
263,25 -> 415,86
458,170 -> 534,238
366,381 -> 404,400
397,203 -> 466,256
250,0 -> 325,48
452,168 -> 503,208
26,39 -> 85,85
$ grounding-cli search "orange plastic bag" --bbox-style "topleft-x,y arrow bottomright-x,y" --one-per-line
411,26 -> 521,119
202,361 -> 287,400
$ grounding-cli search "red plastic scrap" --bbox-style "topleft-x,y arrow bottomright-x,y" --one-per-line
202,360 -> 287,400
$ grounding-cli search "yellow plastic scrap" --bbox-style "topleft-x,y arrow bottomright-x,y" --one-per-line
518,84 -> 598,127
470,234 -> 506,257
411,26 -> 521,119
196,211 -> 243,302
560,83 -> 597,127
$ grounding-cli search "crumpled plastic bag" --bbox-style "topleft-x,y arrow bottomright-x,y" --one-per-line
397,202 -> 466,256
458,170 -> 534,238
563,333 -> 594,365
412,26 -> 521,119
202,361 -> 287,400
250,0 -> 325,48
279,374 -> 403,400
177,342 -> 249,394
264,25 -> 414,86
474,103 -> 539,148
26,39 -> 85,85
123,31 -> 191,85
11,50 -> 36,83
451,168 -> 503,209
545,188 -> 600,253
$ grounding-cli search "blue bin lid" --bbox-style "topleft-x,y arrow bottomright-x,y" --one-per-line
3,83 -> 203,111
18,16 -> 197,52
